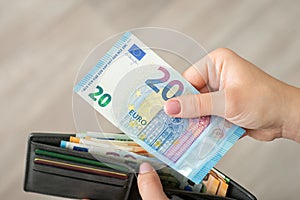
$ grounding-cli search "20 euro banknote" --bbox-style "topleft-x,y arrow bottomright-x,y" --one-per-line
74,32 -> 245,183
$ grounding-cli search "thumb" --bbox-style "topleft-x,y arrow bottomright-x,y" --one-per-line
164,91 -> 226,118
137,163 -> 168,200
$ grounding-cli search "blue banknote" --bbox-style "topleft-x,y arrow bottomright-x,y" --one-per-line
74,32 -> 245,183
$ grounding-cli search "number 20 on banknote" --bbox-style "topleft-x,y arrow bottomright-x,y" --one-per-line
89,66 -> 183,108
146,66 -> 184,101
88,85 -> 111,107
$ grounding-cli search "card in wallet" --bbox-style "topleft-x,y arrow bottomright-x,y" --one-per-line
24,133 -> 257,200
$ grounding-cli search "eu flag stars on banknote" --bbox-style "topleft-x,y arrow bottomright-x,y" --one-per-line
74,32 -> 245,184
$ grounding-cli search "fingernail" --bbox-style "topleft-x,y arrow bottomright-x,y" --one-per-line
139,162 -> 154,174
164,99 -> 181,115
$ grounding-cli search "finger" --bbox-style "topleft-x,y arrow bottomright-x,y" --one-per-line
183,63 -> 208,91
138,163 -> 168,200
183,50 -> 221,92
199,85 -> 210,93
164,90 -> 226,118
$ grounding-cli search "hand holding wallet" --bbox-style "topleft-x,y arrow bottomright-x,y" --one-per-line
24,132 -> 257,200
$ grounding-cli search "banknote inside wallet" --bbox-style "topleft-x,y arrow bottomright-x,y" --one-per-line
24,133 -> 257,200
24,133 -> 134,200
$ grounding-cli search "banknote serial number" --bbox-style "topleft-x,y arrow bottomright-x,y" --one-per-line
88,85 -> 111,107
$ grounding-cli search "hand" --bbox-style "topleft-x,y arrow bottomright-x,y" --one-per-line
164,48 -> 300,142
138,163 -> 168,200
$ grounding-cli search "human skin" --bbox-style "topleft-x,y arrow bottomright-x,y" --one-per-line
164,48 -> 300,142
138,48 -> 300,200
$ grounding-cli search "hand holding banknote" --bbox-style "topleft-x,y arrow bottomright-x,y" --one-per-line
75,32 -> 246,183
138,48 -> 300,200
164,48 -> 300,142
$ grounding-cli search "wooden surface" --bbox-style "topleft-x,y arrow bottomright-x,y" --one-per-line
1,0 -> 300,199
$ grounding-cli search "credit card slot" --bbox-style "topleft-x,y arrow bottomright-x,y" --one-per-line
32,140 -> 134,171
31,141 -> 113,163
33,160 -> 128,187
27,134 -> 135,200
31,145 -> 131,186
29,165 -> 131,200
34,154 -> 128,178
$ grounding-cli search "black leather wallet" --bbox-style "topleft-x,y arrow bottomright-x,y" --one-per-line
23,133 -> 257,200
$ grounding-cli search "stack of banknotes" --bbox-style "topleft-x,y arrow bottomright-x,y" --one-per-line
59,132 -> 229,197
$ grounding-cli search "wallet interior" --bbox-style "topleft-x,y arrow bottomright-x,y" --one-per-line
24,133 -> 257,200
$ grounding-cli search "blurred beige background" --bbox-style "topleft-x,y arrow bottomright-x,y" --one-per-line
1,0 -> 300,199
